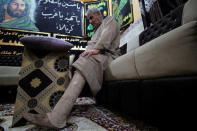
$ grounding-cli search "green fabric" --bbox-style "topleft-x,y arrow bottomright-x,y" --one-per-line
0,16 -> 39,31
0,0 -> 39,31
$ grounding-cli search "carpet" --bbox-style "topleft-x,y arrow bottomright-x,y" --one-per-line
0,97 -> 158,131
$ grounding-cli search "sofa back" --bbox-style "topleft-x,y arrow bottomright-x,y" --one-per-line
139,0 -> 197,46
182,0 -> 197,24
139,4 -> 184,46
0,47 -> 23,86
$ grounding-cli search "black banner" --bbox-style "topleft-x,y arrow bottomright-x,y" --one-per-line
54,33 -> 88,53
35,0 -> 84,36
112,0 -> 133,31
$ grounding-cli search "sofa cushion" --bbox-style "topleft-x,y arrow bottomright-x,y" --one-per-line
135,21 -> 197,79
182,0 -> 197,24
105,50 -> 140,81
20,36 -> 73,51
105,21 -> 197,81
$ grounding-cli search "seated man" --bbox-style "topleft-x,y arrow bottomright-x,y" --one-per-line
24,7 -> 120,129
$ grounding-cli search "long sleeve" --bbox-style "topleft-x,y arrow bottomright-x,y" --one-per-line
93,16 -> 120,50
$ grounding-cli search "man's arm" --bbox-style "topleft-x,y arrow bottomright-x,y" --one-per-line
80,49 -> 100,57
81,16 -> 119,57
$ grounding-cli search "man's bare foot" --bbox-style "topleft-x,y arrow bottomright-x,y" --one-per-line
23,113 -> 58,129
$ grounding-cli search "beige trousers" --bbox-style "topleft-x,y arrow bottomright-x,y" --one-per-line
47,71 -> 85,128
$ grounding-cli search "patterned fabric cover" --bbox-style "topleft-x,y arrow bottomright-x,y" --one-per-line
12,48 -> 70,127
139,4 -> 184,46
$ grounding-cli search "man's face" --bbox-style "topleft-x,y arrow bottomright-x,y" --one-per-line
87,11 -> 102,30
7,0 -> 27,18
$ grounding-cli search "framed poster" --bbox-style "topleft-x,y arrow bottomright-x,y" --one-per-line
0,0 -> 84,36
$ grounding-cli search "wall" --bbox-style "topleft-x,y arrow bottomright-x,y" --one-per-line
120,0 -> 144,52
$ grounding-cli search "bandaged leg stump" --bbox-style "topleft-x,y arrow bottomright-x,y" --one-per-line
12,36 -> 73,127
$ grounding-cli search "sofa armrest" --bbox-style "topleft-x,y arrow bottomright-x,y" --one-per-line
0,66 -> 21,85
182,0 -> 197,24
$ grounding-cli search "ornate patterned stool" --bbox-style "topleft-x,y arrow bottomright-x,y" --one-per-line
12,36 -> 73,127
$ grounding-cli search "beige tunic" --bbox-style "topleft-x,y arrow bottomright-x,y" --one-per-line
72,16 -> 120,96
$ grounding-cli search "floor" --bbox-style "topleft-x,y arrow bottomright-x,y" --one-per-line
0,97 -> 158,131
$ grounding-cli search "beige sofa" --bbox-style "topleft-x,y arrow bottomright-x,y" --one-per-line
105,0 -> 197,82
97,0 -> 197,130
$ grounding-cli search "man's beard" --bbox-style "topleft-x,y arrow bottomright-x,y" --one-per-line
93,22 -> 102,31
7,6 -> 28,18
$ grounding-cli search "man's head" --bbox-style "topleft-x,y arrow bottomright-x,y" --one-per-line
87,7 -> 103,30
5,0 -> 29,18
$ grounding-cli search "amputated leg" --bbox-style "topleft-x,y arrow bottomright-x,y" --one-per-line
47,70 -> 85,128
24,70 -> 86,128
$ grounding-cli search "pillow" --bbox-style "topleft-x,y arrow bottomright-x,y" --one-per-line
20,36 -> 73,51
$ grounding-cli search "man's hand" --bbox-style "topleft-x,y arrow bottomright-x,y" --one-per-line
80,49 -> 100,57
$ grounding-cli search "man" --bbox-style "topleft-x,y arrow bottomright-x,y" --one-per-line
24,7 -> 120,129
0,0 -> 39,31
